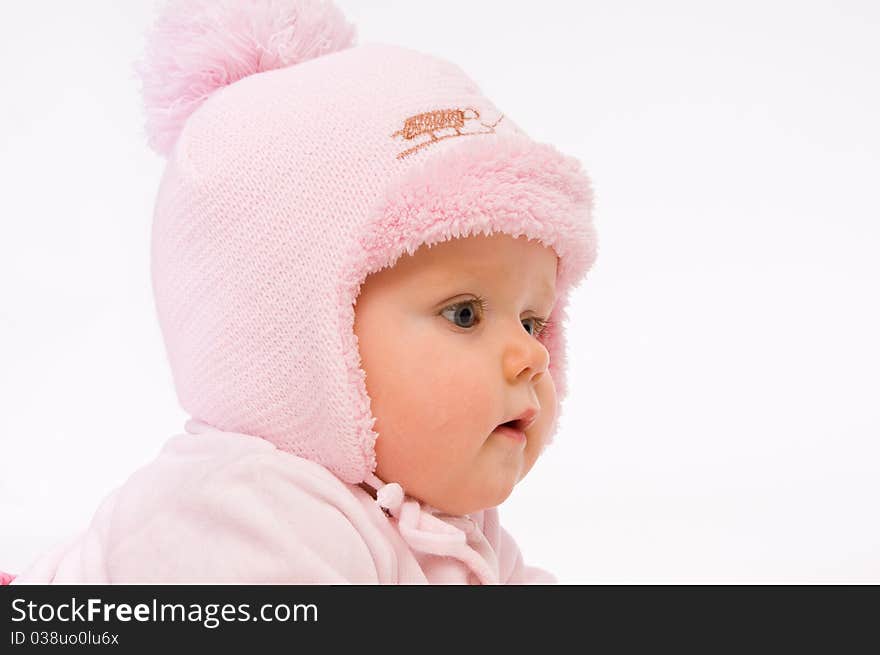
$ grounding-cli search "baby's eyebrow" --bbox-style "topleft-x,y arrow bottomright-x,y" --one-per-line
428,269 -> 556,305
537,279 -> 557,303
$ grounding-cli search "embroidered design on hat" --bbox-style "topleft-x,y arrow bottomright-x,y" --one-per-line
391,107 -> 504,159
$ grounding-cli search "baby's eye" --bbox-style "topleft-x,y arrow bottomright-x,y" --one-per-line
523,317 -> 549,337
441,301 -> 481,329
441,298 -> 550,337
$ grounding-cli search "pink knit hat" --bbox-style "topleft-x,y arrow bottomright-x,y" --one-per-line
135,0 -> 598,485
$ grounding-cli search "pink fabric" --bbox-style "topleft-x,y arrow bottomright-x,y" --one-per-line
0,571 -> 15,585
149,41 -> 596,485
10,423 -> 555,585
134,0 -> 357,157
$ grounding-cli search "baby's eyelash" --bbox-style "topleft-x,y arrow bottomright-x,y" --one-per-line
529,316 -> 553,335
470,295 -> 490,315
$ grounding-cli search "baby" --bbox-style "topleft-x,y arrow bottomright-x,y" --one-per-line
5,0 -> 597,585
355,232 -> 560,518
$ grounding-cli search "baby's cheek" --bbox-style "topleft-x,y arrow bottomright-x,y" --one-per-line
537,371 -> 557,421
411,342 -> 492,422
529,372 -> 558,455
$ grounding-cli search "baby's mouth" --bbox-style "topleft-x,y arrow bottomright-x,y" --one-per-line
495,408 -> 538,433
492,408 -> 537,443
493,419 -> 527,442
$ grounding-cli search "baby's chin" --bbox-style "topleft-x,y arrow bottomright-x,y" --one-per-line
429,477 -> 518,517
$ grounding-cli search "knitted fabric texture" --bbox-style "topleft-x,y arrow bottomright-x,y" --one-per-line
149,41 -> 598,484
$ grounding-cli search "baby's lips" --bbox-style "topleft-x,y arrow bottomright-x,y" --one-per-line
498,407 -> 538,431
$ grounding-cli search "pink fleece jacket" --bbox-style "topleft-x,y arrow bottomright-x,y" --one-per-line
10,421 -> 553,584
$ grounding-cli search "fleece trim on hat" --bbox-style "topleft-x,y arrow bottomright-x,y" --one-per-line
338,133 -> 597,482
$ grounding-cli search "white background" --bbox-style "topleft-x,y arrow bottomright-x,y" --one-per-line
1,0 -> 878,583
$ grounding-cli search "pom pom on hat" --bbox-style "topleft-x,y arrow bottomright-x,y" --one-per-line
133,0 -> 357,157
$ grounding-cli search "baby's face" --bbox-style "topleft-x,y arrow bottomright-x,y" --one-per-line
353,232 -> 558,516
